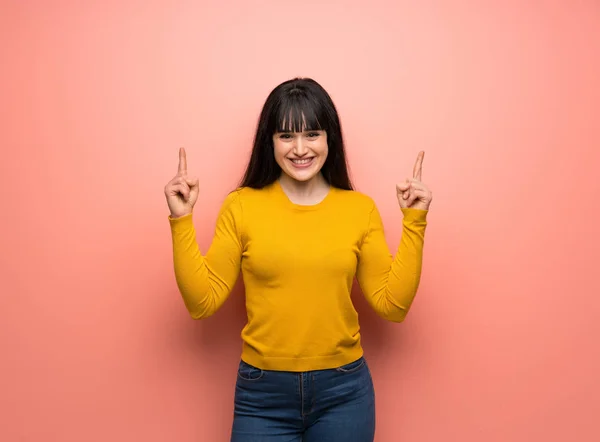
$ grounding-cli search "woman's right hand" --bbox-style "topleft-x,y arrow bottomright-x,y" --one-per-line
164,147 -> 199,218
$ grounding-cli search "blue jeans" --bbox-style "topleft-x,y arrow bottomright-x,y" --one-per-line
230,356 -> 376,442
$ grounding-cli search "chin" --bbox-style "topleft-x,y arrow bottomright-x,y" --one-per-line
282,170 -> 313,182
284,165 -> 323,182
290,173 -> 317,182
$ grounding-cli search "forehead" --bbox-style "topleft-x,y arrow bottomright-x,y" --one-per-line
275,102 -> 322,132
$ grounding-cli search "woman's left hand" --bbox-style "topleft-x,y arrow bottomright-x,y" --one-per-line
396,151 -> 433,211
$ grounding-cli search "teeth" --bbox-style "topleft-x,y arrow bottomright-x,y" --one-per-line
291,158 -> 313,164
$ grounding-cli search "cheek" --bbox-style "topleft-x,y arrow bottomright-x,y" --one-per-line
273,141 -> 287,165
317,142 -> 329,159
314,136 -> 328,157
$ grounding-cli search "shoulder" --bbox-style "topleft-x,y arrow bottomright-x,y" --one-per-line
226,185 -> 270,204
217,187 -> 245,216
222,184 -> 274,211
332,188 -> 377,213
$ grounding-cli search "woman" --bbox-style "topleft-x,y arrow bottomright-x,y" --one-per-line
164,78 -> 432,442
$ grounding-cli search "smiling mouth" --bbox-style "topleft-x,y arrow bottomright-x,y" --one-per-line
289,157 -> 314,165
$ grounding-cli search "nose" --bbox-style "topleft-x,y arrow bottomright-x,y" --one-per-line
292,135 -> 308,156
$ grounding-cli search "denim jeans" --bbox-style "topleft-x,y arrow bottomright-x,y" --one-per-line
230,356 -> 376,442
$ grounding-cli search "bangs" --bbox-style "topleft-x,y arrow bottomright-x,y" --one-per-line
273,94 -> 325,133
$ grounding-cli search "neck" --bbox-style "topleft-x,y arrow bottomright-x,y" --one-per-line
278,173 -> 330,204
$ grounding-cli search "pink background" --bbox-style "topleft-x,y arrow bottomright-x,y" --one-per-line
2,0 -> 599,441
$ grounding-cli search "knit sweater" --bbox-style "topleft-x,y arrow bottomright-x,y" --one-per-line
169,180 -> 428,371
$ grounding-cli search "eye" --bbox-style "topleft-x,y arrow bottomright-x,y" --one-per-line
279,133 -> 292,139
307,132 -> 320,138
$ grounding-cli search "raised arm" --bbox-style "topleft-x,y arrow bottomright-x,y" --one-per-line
356,151 -> 432,322
165,148 -> 243,319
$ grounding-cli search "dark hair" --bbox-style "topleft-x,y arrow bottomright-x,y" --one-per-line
239,78 -> 353,190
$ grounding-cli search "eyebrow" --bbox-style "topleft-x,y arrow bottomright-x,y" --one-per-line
276,129 -> 323,133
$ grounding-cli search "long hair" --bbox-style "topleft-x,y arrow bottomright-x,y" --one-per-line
239,78 -> 353,190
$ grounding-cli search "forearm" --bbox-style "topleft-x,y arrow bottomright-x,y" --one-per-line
170,214 -> 221,319
381,208 -> 427,320
359,207 -> 428,322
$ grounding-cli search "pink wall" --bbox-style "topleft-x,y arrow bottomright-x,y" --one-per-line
2,1 -> 599,441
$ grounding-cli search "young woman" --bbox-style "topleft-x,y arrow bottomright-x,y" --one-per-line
164,78 -> 432,442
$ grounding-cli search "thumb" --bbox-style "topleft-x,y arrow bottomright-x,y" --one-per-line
396,180 -> 410,191
185,177 -> 199,188
186,177 -> 199,203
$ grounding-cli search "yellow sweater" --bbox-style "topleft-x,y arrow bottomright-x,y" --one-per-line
169,180 -> 428,372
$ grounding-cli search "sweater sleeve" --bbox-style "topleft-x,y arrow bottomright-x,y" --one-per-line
168,191 -> 244,319
356,203 -> 428,322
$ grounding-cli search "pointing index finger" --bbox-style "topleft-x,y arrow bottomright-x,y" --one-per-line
178,147 -> 187,176
413,151 -> 424,180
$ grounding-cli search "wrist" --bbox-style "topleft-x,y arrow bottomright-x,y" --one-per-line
169,211 -> 192,220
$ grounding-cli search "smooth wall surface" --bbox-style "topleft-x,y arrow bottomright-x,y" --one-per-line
1,1 -> 599,441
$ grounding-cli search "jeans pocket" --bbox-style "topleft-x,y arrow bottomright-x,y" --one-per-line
335,356 -> 366,373
237,360 -> 264,381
